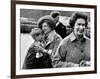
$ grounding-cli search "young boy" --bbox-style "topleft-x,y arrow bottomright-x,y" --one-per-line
22,28 -> 52,69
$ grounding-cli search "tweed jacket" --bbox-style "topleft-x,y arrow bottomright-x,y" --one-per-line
44,30 -> 62,59
52,32 -> 90,68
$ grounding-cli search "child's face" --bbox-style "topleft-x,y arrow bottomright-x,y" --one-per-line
34,33 -> 43,41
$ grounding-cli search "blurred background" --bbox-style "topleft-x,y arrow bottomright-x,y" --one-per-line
20,9 -> 90,36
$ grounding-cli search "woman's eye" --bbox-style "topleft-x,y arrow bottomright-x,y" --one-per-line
82,24 -> 85,26
78,23 -> 81,26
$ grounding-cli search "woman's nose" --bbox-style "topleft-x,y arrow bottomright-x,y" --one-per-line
42,27 -> 45,30
80,25 -> 84,29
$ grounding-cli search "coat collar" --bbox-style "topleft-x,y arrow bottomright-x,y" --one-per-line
56,21 -> 60,26
45,30 -> 56,45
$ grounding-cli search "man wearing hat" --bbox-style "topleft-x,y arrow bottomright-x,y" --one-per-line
50,11 -> 67,39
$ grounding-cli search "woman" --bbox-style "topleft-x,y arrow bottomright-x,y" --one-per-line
37,15 -> 62,62
52,12 -> 90,68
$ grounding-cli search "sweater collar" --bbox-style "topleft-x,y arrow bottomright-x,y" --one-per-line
70,32 -> 86,42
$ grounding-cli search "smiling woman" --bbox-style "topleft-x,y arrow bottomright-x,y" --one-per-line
37,15 -> 62,60
74,18 -> 86,36
52,12 -> 90,67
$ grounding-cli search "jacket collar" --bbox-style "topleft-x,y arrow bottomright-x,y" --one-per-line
45,30 -> 56,45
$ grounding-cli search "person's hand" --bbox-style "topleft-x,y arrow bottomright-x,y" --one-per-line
33,46 -> 40,52
38,45 -> 44,52
37,45 -> 47,53
34,42 -> 44,52
79,60 -> 90,67
85,61 -> 91,66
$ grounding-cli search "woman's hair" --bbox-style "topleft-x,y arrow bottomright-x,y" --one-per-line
69,12 -> 88,29
38,15 -> 56,30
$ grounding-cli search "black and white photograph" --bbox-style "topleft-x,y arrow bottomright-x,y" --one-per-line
11,1 -> 97,78
20,9 -> 91,69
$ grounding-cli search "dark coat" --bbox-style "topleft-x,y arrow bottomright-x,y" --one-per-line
55,22 -> 67,39
22,42 -> 53,69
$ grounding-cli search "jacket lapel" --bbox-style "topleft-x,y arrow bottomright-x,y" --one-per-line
45,31 -> 56,46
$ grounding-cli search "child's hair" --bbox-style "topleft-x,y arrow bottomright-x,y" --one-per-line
30,28 -> 42,39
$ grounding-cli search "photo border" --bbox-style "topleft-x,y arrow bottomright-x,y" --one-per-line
11,0 -> 97,79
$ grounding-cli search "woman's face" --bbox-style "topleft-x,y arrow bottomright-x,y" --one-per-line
42,22 -> 52,34
74,18 -> 86,36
